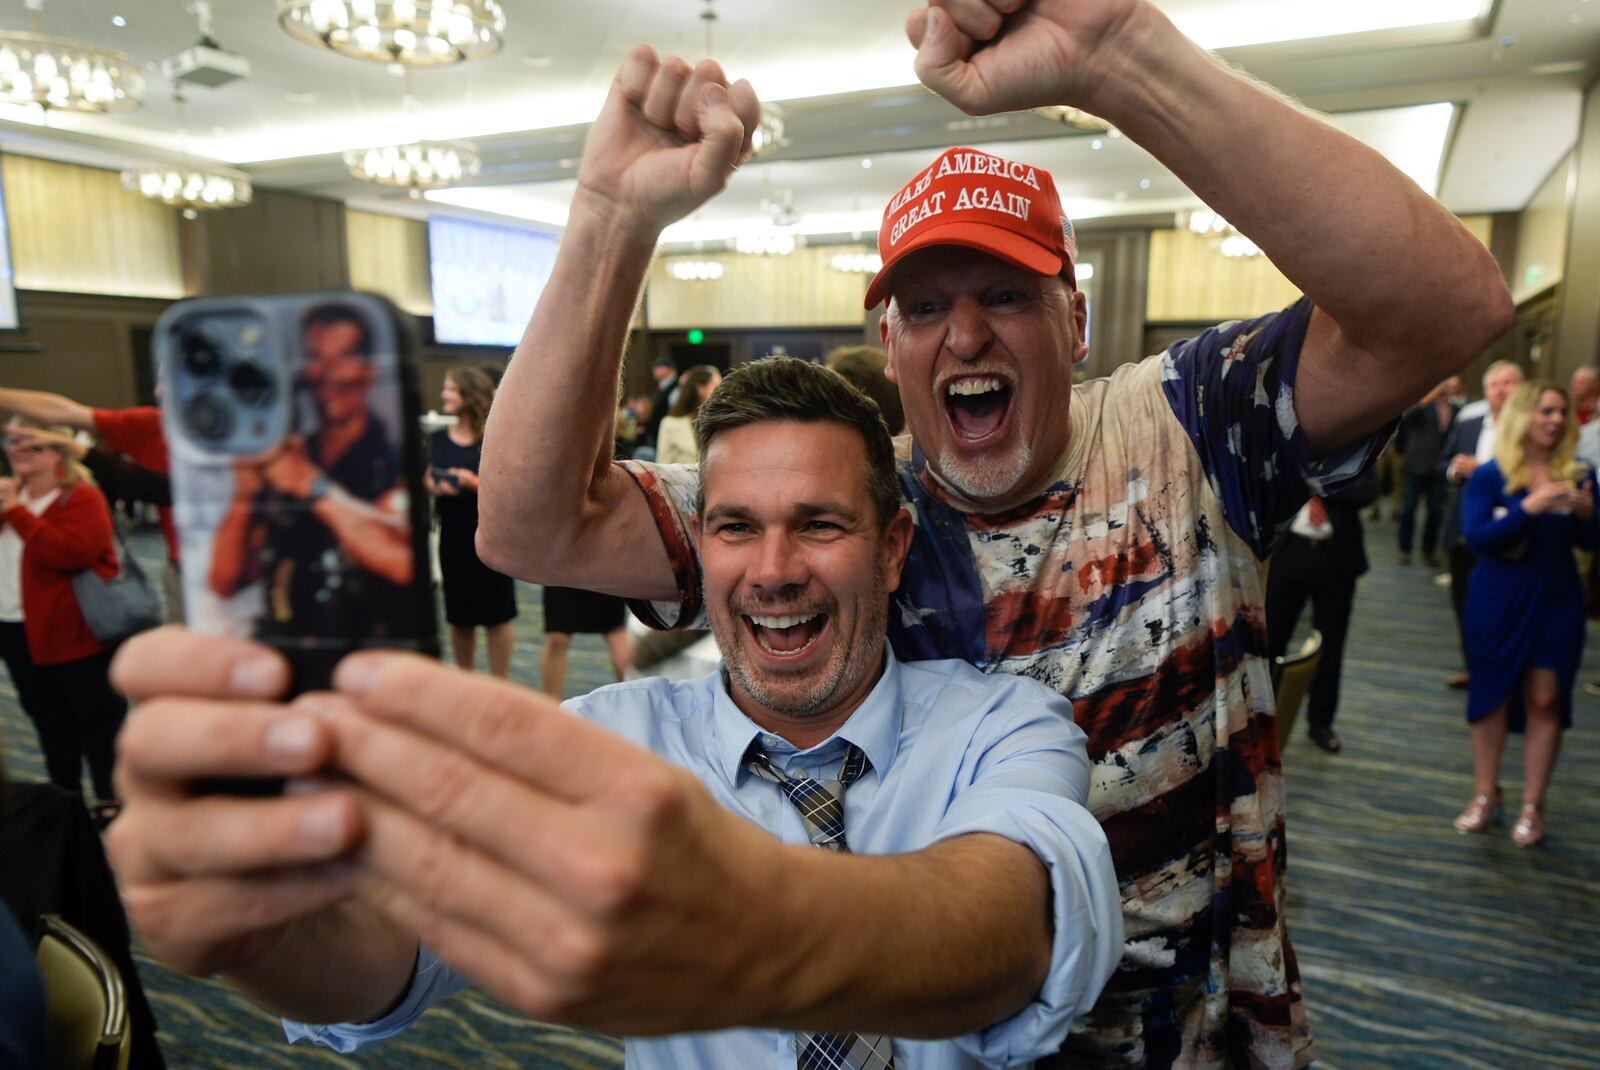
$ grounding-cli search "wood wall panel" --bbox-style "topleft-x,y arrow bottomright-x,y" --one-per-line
347,210 -> 433,316
181,188 -> 349,296
1145,228 -> 1303,323
1,154 -> 184,299
0,291 -> 173,407
646,246 -> 871,330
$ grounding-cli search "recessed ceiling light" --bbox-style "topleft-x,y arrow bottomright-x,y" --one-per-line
861,158 -> 872,169
111,15 -> 127,28
1139,178 -> 1151,189
1091,139 -> 1103,150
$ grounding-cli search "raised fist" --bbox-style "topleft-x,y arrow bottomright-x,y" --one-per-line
576,45 -> 761,236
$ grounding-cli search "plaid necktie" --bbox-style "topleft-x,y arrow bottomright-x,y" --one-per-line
745,741 -> 895,1070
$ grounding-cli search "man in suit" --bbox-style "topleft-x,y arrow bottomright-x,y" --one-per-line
1439,359 -> 1525,688
1393,382 -> 1459,566
1267,467 -> 1381,753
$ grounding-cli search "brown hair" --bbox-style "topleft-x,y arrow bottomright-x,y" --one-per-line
694,356 -> 901,528
668,365 -> 721,419
446,366 -> 497,442
824,345 -> 904,435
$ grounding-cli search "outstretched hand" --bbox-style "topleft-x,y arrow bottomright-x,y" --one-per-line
906,0 -> 1142,116
316,652 -> 795,1034
577,45 -> 761,236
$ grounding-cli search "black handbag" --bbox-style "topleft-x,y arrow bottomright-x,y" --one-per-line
65,489 -> 163,643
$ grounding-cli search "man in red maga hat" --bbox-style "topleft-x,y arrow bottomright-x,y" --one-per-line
473,3 -> 1510,1068
314,3 -> 1501,1068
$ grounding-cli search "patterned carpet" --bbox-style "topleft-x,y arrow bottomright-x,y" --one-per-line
2,520 -> 1596,1069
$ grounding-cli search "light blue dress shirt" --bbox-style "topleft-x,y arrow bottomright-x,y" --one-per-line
285,650 -> 1122,1068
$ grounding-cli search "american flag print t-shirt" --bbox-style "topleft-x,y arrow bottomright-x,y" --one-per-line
620,297 -> 1383,1069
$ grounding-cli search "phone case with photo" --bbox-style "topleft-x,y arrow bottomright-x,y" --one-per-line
155,292 -> 439,700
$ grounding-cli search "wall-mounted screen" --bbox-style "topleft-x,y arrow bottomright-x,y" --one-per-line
428,215 -> 558,347
0,152 -> 19,329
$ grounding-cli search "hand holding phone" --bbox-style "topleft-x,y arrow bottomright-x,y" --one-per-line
106,628 -> 364,981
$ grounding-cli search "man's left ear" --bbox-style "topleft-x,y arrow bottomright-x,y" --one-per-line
881,508 -> 915,593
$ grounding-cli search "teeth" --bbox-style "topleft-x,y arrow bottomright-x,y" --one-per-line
947,377 -> 1005,397
749,613 -> 818,629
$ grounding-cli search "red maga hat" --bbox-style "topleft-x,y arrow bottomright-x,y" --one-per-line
864,146 -> 1077,310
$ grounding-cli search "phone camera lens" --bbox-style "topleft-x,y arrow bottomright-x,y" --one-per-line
180,330 -> 223,378
183,393 -> 233,443
229,360 -> 275,407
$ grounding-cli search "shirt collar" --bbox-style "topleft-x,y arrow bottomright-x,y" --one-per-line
709,646 -> 905,785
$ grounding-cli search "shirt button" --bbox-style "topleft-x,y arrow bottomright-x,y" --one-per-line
762,735 -> 780,748
790,1037 -> 799,1053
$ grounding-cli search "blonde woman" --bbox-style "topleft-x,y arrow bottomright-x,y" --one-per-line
1454,382 -> 1599,846
0,419 -> 127,821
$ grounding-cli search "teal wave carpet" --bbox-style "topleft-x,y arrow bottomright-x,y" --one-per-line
1,521 -> 1596,1068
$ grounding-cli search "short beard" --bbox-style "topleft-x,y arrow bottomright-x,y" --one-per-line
934,440 -> 1033,502
713,563 -> 889,720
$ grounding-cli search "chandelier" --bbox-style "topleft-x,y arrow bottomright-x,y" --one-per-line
121,165 -> 252,219
668,259 -> 725,281
277,0 -> 506,67
122,91 -> 251,219
750,104 -> 786,158
1178,208 -> 1261,258
344,139 -> 480,192
0,0 -> 142,113
831,252 -> 882,274
1032,104 -> 1110,133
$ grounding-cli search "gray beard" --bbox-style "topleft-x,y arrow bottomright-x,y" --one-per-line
934,440 -> 1034,502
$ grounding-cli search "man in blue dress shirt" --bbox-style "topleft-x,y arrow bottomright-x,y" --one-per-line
105,357 -> 1122,1068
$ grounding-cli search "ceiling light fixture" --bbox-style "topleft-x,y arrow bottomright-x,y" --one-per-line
831,252 -> 882,274
734,232 -> 801,256
122,91 -> 251,219
0,0 -> 143,113
750,103 -> 786,158
1178,208 -> 1260,257
668,259 -> 725,281
276,0 -> 506,67
344,70 -> 481,195
345,139 -> 481,193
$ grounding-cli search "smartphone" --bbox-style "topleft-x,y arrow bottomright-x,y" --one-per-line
155,292 -> 439,709
429,465 -> 461,488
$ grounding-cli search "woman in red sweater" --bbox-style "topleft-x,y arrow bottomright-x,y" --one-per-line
0,420 -> 127,815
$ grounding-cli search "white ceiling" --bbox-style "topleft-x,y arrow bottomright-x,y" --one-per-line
0,0 -> 1594,238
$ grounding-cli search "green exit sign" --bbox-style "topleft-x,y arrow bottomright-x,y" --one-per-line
687,329 -> 705,345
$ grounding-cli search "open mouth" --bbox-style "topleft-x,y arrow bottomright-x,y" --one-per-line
943,375 -> 1014,444
743,611 -> 830,658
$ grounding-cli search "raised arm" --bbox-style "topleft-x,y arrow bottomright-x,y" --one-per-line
477,47 -> 757,599
909,0 -> 1513,455
0,387 -> 95,430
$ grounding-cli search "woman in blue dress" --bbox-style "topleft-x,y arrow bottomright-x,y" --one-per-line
1454,381 -> 1599,846
427,367 -> 518,676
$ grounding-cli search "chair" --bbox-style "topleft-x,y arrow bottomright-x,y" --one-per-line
35,913 -> 132,1070
1270,630 -> 1323,746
